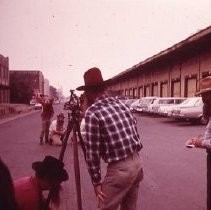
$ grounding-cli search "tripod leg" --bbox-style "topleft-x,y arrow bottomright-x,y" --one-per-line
76,124 -> 86,161
73,127 -> 83,210
43,122 -> 73,210
59,123 -> 73,161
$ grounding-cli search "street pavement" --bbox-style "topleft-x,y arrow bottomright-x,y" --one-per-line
0,107 -> 207,210
0,106 -> 99,210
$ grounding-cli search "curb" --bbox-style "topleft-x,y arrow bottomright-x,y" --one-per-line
0,110 -> 39,125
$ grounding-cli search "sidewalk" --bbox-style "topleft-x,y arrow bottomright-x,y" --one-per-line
0,104 -> 38,125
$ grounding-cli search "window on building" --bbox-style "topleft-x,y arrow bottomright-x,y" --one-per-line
138,87 -> 143,98
171,79 -> 181,97
133,88 -> 138,98
160,82 -> 168,97
152,83 -> 158,96
184,76 -> 197,97
144,85 -> 150,97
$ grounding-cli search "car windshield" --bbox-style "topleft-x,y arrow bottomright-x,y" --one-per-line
180,98 -> 201,106
195,98 -> 203,106
125,99 -> 136,105
131,100 -> 141,106
158,99 -> 175,104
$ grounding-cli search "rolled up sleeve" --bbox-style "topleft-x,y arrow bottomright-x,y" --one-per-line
202,117 -> 211,149
84,112 -> 101,185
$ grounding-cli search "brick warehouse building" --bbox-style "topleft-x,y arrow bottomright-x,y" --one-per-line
10,70 -> 44,104
106,25 -> 211,99
0,54 -> 9,103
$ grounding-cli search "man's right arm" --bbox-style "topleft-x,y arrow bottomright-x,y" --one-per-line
202,117 -> 211,149
84,112 -> 102,186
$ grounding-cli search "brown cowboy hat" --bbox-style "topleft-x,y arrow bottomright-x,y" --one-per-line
32,156 -> 68,182
195,76 -> 211,95
76,67 -> 105,91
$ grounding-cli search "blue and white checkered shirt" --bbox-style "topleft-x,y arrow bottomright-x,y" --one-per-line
84,95 -> 142,185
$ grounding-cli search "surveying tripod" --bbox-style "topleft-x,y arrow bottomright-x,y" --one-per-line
43,90 -> 85,210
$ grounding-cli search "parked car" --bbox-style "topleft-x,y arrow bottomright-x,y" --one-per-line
151,97 -> 186,115
159,103 -> 185,117
170,97 -> 208,124
34,103 -> 42,110
156,97 -> 187,116
130,99 -> 142,112
135,97 -> 158,113
124,99 -> 137,107
30,99 -> 36,106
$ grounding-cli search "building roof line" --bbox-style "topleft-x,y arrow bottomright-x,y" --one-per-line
111,25 -> 211,80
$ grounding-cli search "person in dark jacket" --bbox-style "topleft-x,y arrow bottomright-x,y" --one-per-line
0,157 -> 18,210
36,95 -> 54,145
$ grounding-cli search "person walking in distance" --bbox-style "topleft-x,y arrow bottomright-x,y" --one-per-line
36,95 -> 54,145
77,67 -> 144,210
186,76 -> 211,210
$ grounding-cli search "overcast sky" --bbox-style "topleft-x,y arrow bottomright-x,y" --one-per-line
0,0 -> 211,96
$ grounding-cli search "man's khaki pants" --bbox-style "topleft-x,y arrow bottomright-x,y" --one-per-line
101,153 -> 143,210
40,120 -> 50,142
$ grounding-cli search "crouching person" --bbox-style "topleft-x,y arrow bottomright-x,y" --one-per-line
49,113 -> 66,146
14,156 -> 69,210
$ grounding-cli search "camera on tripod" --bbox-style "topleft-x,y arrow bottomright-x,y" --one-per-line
63,90 -> 81,120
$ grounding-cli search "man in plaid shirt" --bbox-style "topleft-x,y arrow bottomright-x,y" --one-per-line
77,67 -> 143,210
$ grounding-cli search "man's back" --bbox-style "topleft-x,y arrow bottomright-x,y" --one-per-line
85,95 -> 142,163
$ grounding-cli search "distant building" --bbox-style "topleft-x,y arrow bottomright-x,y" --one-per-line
10,70 -> 44,103
57,87 -> 64,99
0,54 -> 9,103
44,79 -> 50,96
49,85 -> 57,99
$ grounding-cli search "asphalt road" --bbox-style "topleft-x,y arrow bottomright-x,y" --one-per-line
136,113 -> 206,210
0,105 -> 207,210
